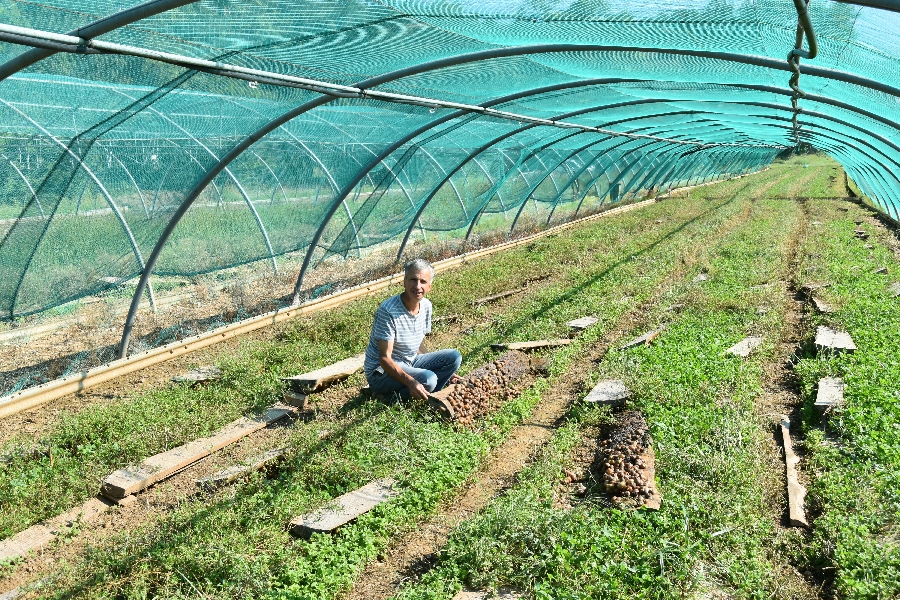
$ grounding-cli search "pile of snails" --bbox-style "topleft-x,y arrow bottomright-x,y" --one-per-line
596,411 -> 654,502
443,351 -> 530,425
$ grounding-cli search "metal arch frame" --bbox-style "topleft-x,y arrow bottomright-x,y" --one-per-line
266,125 -> 364,250
393,122 -> 542,262
107,88 -> 281,273
801,132 -> 900,199
510,137 -> 662,234
0,152 -> 43,217
745,113 -> 900,185
291,139 -> 362,256
0,98 -> 157,316
95,141 -> 150,218
246,150 -> 288,205
110,52 -> 894,356
470,157 -> 509,214
157,138 -> 225,210
537,117 -> 762,225
545,140 -> 666,225
416,146 -> 469,220
0,0 -> 200,82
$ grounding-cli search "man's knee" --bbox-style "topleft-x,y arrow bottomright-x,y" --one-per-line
421,371 -> 438,392
448,349 -> 462,370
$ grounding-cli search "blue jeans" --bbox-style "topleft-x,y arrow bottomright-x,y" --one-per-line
366,349 -> 462,399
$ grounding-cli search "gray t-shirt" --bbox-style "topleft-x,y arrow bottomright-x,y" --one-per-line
364,295 -> 432,377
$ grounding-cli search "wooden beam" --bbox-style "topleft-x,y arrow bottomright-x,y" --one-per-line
583,379 -> 630,407
196,448 -> 286,491
620,325 -> 666,350
475,288 -> 523,304
490,339 -> 571,351
282,353 -> 365,394
725,336 -> 763,357
289,478 -> 399,539
780,418 -> 808,527
0,497 -> 111,563
101,407 -> 294,499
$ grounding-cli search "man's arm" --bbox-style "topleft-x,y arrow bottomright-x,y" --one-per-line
378,338 -> 428,400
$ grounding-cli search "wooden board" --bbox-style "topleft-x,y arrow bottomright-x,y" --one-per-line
583,379 -> 629,407
171,366 -> 222,383
566,316 -> 599,330
282,389 -> 308,410
0,497 -> 111,563
101,407 -> 294,499
620,325 -> 666,350
475,288 -> 522,304
815,377 -> 845,416
890,282 -> 900,297
289,478 -> 399,539
427,384 -> 458,421
725,336 -> 763,357
874,267 -> 888,275
196,448 -> 286,491
693,272 -> 709,282
490,339 -> 571,351
814,326 -> 856,354
780,418 -> 808,527
282,353 -> 365,393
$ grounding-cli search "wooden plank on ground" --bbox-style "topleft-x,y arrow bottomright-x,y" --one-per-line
815,377 -> 845,416
890,282 -> 900,297
814,326 -> 856,354
475,289 -> 522,304
620,325 -> 666,350
693,271 -> 709,282
584,379 -> 629,407
566,316 -> 598,330
172,366 -> 222,384
196,448 -> 286,491
101,407 -> 294,500
282,353 -> 365,393
490,339 -> 571,351
725,336 -> 763,357
0,497 -> 111,563
780,418 -> 808,527
289,478 -> 399,539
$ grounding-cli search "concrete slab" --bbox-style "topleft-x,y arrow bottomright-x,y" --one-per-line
814,326 -> 856,354
725,336 -> 763,357
566,316 -> 599,330
584,379 -> 630,407
815,377 -> 845,415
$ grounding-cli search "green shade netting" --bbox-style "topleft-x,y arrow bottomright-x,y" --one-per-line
0,0 -> 897,319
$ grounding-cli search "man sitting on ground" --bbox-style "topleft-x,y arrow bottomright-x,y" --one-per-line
364,258 -> 462,400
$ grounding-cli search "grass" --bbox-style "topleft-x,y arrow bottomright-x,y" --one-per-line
792,198 -> 900,599
4,155 -> 894,598
0,173 -> 747,538
392,159 -> 848,600
0,164 -> 772,597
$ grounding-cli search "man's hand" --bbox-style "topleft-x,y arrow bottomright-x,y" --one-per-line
407,380 -> 429,400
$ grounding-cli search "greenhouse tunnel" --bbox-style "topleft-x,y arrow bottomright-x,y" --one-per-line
0,0 -> 898,361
